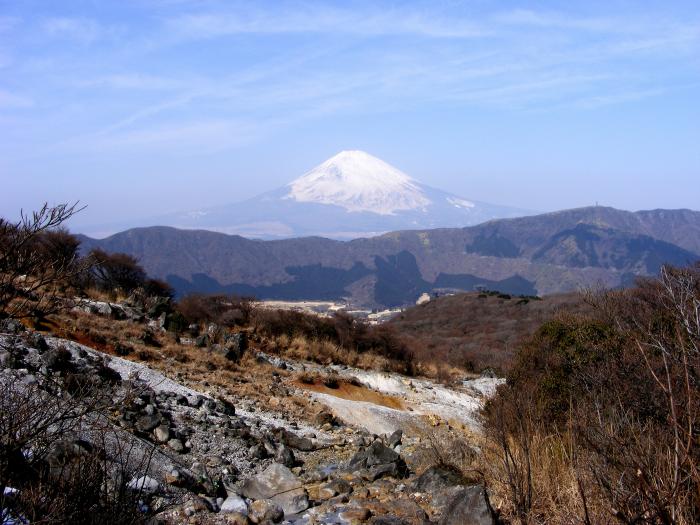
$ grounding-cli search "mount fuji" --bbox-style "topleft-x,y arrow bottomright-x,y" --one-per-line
156,150 -> 533,239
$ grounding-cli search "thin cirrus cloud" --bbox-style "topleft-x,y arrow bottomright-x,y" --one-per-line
0,1 -> 699,221
91,119 -> 265,153
165,5 -> 489,39
41,17 -> 104,43
0,89 -> 33,109
74,73 -> 184,91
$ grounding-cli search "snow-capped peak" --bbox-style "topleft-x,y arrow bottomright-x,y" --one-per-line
286,150 -> 431,215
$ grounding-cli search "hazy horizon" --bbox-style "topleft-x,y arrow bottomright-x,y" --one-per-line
1,1 -> 699,230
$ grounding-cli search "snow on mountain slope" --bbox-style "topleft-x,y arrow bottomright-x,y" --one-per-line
80,151 -> 534,239
286,150 -> 431,215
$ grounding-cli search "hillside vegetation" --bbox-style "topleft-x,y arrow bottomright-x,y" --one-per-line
481,264 -> 700,524
390,291 -> 589,373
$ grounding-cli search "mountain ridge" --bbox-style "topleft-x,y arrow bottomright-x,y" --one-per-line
78,206 -> 700,308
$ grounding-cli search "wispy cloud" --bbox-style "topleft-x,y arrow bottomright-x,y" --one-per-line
0,16 -> 20,33
75,73 -> 183,91
571,88 -> 666,110
55,118 -> 267,155
495,9 -> 624,33
42,17 -> 103,43
166,4 -> 488,39
7,2 -> 700,162
0,89 -> 33,109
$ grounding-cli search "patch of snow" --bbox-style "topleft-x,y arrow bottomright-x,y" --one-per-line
286,150 -> 431,215
447,196 -> 475,209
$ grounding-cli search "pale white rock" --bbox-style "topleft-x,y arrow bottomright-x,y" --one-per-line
416,292 -> 431,305
127,476 -> 160,494
220,494 -> 248,515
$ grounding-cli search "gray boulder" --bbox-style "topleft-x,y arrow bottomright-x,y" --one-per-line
167,438 -> 185,453
275,445 -> 296,468
153,425 -> 170,443
220,332 -> 247,361
249,499 -> 283,523
0,319 -> 25,333
117,304 -> 145,322
350,440 -> 399,468
348,439 -> 408,480
77,300 -> 113,317
387,429 -> 403,448
412,465 -> 468,512
275,428 -> 316,451
147,297 -> 170,318
241,463 -> 309,516
438,485 -> 495,525
135,413 -> 161,433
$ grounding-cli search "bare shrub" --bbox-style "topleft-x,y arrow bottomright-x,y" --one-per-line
322,372 -> 340,389
142,278 -> 174,300
0,202 -> 92,320
481,264 -> 700,524
89,249 -> 147,295
251,308 -> 413,373
175,293 -> 254,327
424,428 -> 480,483
297,370 -> 317,384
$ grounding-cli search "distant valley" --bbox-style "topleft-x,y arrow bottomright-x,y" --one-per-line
80,206 -> 700,308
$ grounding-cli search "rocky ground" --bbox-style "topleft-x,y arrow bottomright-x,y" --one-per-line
0,302 -> 501,525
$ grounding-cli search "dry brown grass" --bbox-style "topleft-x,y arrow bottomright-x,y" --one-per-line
80,287 -> 131,304
479,429 -> 611,524
265,333 -> 408,374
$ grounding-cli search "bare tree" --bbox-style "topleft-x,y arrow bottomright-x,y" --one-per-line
588,265 -> 700,524
89,249 -> 147,295
0,202 -> 92,320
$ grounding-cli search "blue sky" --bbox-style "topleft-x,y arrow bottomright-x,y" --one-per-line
1,0 -> 699,228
